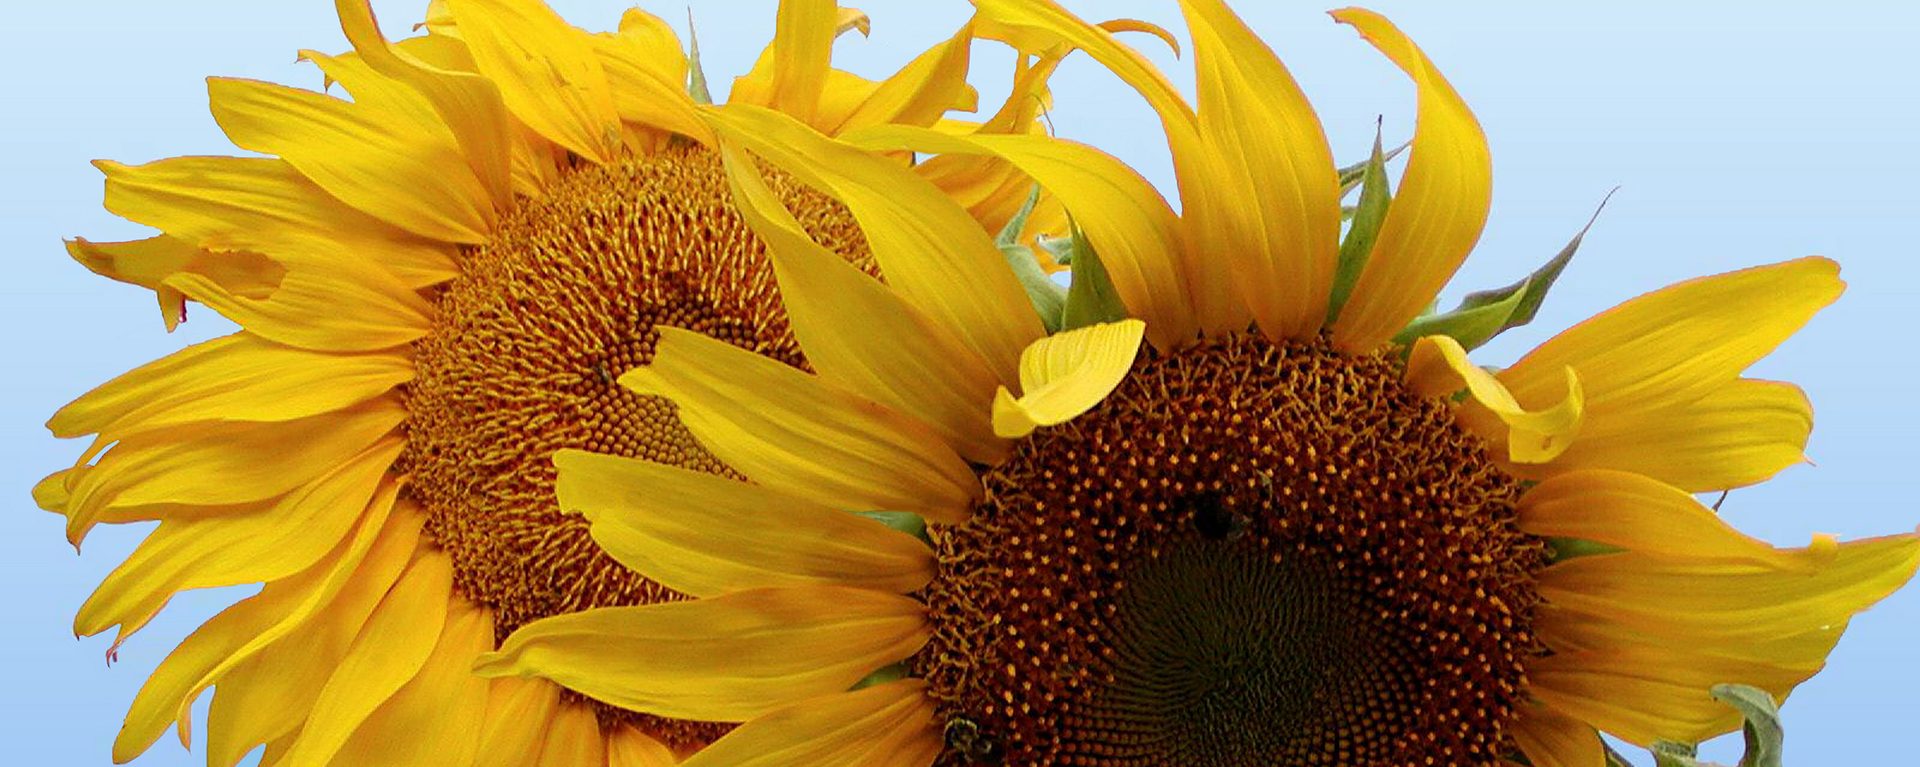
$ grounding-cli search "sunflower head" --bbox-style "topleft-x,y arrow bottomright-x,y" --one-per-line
924,332 -> 1545,765
470,2 -> 1920,766
40,0 -> 1082,763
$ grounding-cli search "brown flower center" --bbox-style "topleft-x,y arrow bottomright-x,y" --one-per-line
398,144 -> 873,748
917,332 -> 1545,767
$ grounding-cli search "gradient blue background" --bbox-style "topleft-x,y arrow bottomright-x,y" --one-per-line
3,2 -> 1914,765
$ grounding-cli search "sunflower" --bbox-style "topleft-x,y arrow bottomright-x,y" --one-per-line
472,1 -> 1920,766
33,0 -> 1095,763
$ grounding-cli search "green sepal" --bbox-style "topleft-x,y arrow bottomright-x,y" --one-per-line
850,662 -> 908,691
1399,189 -> 1616,350
1604,743 -> 1641,767
1037,233 -> 1073,266
1059,219 -> 1128,331
1547,536 -> 1624,563
997,186 -> 1068,331
1716,683 -> 1785,767
1391,276 -> 1530,349
685,11 -> 714,105
853,511 -> 929,544
1326,125 -> 1393,324
1653,741 -> 1704,767
1646,684 -> 1785,767
1337,138 -> 1409,196
997,185 -> 1042,249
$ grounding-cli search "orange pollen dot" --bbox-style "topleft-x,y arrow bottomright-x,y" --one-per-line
916,332 -> 1546,767
396,144 -> 873,748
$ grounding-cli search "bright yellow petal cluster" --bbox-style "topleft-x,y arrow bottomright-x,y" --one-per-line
41,0 -> 1093,764
469,2 -> 1920,765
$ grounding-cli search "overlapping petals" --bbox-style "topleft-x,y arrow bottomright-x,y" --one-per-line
47,1 -> 1076,765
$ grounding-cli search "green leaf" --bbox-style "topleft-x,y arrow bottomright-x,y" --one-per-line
1640,685 -> 1784,767
1337,137 -> 1409,196
1547,536 -> 1625,563
1059,219 -> 1128,331
1325,125 -> 1393,324
1392,189 -> 1616,350
1653,741 -> 1707,767
997,184 -> 1042,248
1004,244 -> 1067,332
1392,279 -> 1530,349
850,662 -> 908,690
1712,684 -> 1784,767
1036,233 -> 1073,266
852,511 -> 929,544
1604,743 -> 1642,767
685,10 -> 714,105
996,186 -> 1068,330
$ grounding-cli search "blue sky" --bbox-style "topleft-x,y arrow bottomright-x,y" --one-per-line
3,2 -> 1915,765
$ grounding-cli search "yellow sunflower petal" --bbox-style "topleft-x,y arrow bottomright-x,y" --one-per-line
66,236 -> 287,332
1530,646 -> 1817,747
97,156 -> 458,287
1519,469 -> 1814,571
206,652 -> 320,767
703,103 -> 1043,385
841,125 -> 1195,349
1520,378 -> 1813,493
326,30 -> 570,199
537,704 -> 608,767
607,726 -> 678,767
591,31 -> 712,144
1407,334 -> 1583,463
1181,0 -> 1341,341
1539,531 -> 1919,643
63,400 -> 406,544
1531,525 -> 1916,746
278,551 -> 454,767
1495,257 -> 1843,418
334,0 -> 516,212
198,511 -> 420,764
974,49 -> 1061,134
114,572 -> 321,762
207,76 -> 494,243
622,323 -> 981,524
115,500 -> 418,762
677,680 -> 939,767
729,0 -> 837,124
971,0 -> 1245,335
473,585 -> 929,722
442,0 -> 622,162
826,21 -> 974,133
612,7 -> 687,86
47,333 -> 411,439
167,260 -> 434,353
1510,702 -> 1604,767
719,143 -> 1006,463
420,1 -> 459,37
555,449 -> 936,598
74,441 -> 403,640
1534,604 -> 1847,667
836,7 -> 871,37
331,602 -> 492,767
1326,8 -> 1492,352
992,319 -> 1147,438
472,678 -> 561,767
916,147 -> 1071,267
